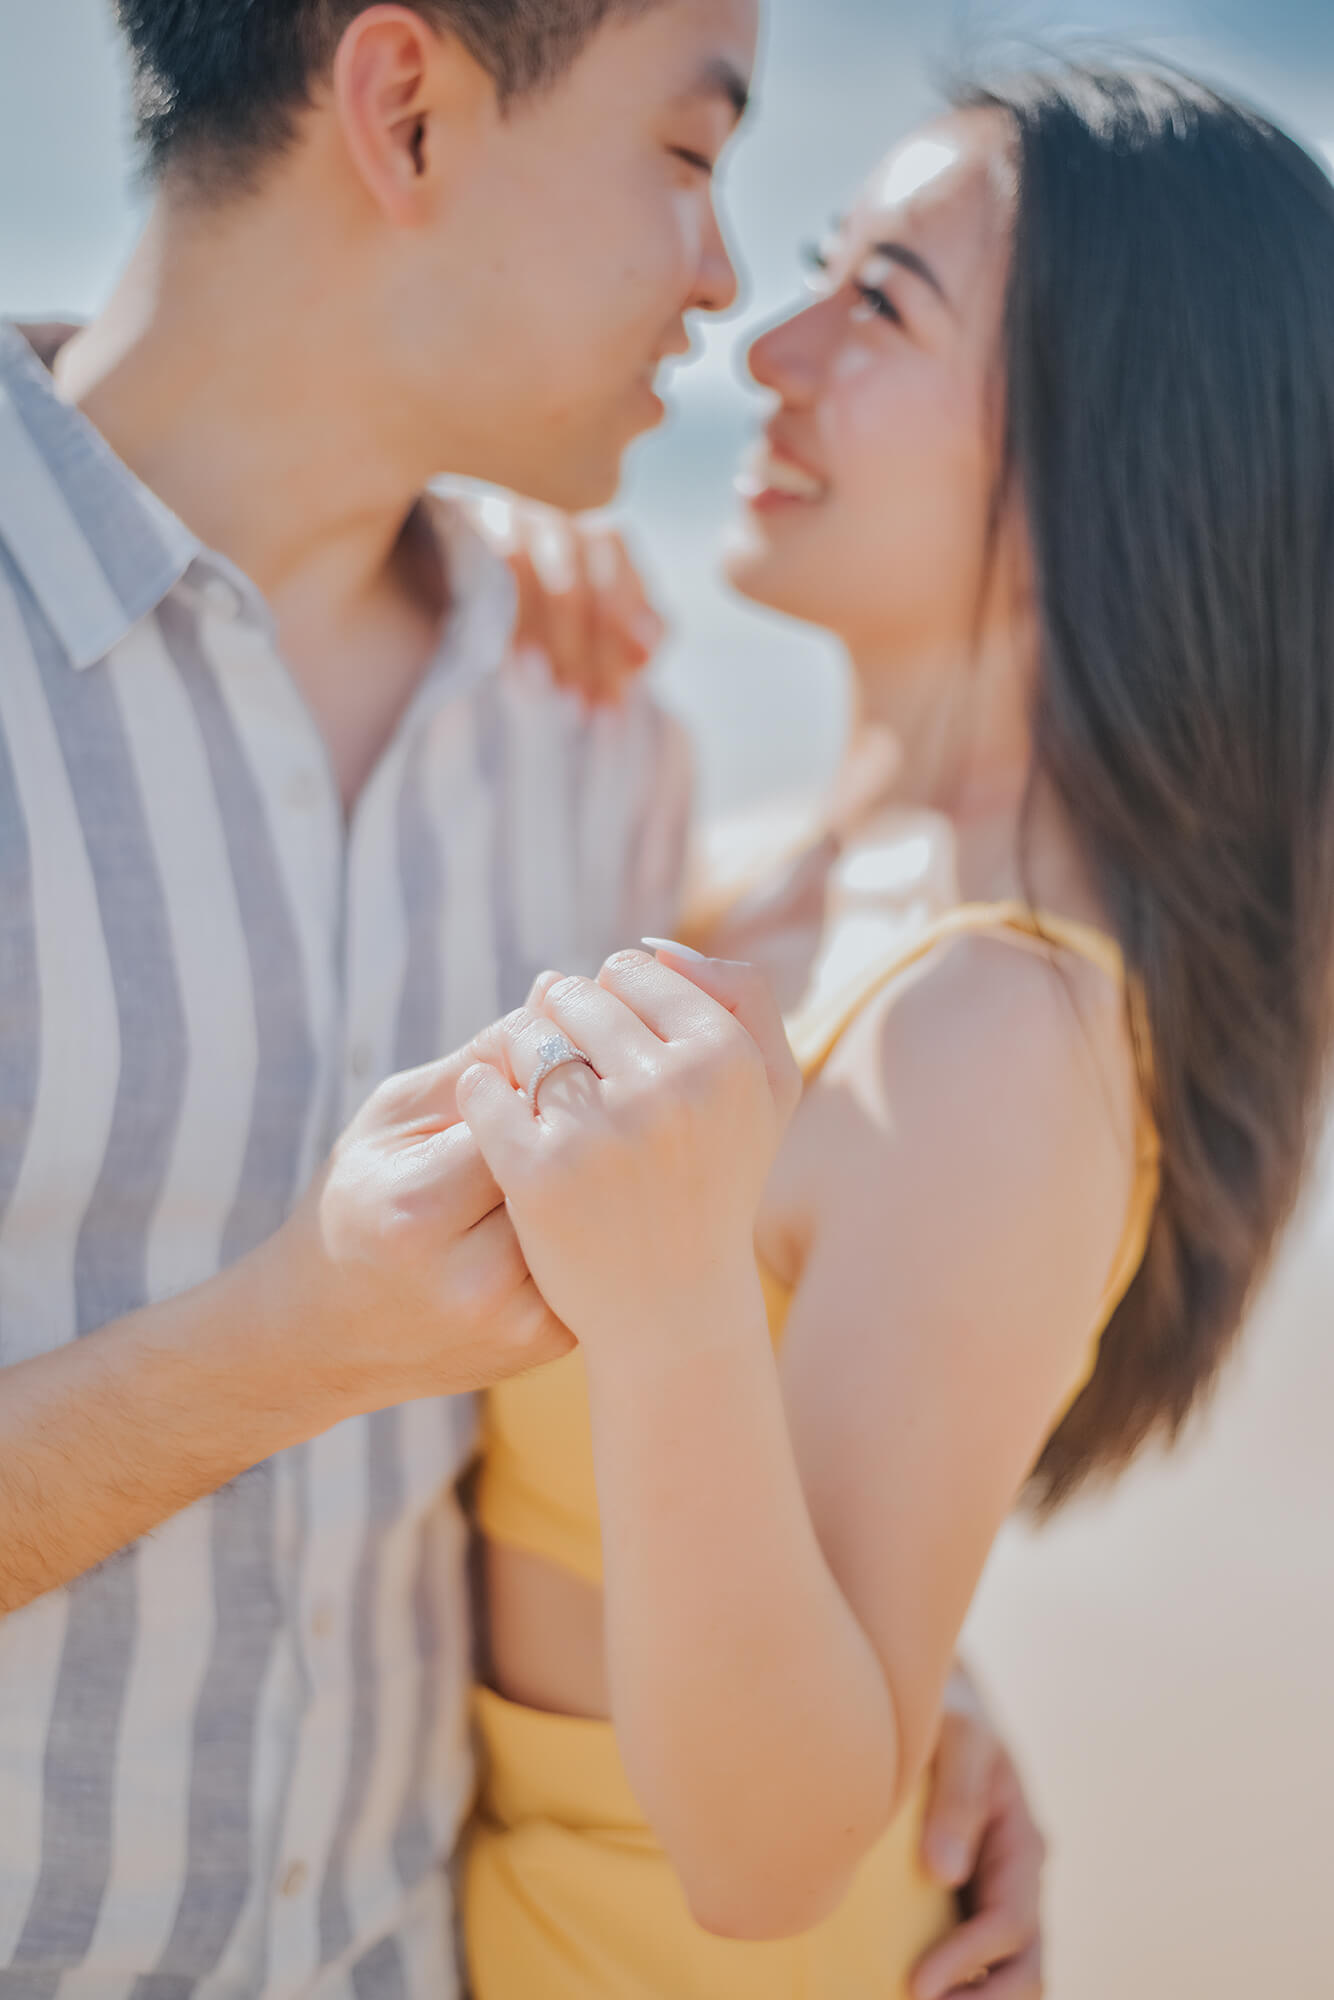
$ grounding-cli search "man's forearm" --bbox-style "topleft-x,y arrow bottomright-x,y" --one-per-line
0,1051 -> 576,1618
0,1236 -> 345,1616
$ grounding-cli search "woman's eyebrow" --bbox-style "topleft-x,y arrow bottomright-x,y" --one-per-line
870,240 -> 951,308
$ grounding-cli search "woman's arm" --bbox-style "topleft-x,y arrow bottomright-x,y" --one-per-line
582,1256 -> 900,1937
459,939 -> 1135,1939
770,937 -> 1137,1804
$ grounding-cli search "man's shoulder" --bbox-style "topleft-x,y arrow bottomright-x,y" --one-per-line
0,321 -> 199,673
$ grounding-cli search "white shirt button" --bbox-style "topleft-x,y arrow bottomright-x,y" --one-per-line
348,1042 -> 373,1081
309,1601 -> 336,1640
279,1859 -> 309,1898
201,576 -> 242,620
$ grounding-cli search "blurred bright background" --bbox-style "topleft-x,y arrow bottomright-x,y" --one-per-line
3,4 -> 1333,1996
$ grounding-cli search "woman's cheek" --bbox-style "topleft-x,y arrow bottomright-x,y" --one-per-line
831,340 -> 877,384
820,358 -> 907,506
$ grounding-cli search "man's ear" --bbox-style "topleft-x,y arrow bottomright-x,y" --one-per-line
332,4 -> 496,226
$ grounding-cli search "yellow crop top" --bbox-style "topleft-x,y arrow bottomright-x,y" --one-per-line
477,900 -> 1161,1588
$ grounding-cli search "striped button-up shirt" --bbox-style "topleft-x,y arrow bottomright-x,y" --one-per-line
0,322 -> 690,1999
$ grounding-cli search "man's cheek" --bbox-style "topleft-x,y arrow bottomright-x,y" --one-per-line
672,190 -> 704,266
670,191 -> 704,282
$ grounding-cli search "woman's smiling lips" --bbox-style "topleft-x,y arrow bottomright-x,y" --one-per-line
736,438 -> 830,511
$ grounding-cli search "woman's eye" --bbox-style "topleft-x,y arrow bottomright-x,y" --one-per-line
670,148 -> 716,179
801,240 -> 843,297
852,282 -> 902,327
802,244 -> 901,324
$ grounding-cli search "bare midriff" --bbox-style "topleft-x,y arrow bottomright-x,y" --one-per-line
483,1539 -> 612,1719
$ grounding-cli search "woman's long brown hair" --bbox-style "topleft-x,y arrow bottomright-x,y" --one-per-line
961,69 -> 1334,1507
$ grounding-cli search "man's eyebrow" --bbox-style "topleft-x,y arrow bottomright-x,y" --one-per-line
690,56 -> 752,124
872,241 -> 950,306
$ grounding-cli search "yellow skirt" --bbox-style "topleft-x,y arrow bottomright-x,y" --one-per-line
465,1686 -> 957,1999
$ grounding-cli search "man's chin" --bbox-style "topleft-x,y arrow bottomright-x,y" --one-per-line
507,450 -> 626,518
487,390 -> 665,514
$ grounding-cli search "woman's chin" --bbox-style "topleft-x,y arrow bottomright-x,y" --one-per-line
723,525 -> 819,621
722,539 -> 767,603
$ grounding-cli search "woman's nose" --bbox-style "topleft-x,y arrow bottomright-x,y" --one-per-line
745,298 -> 836,403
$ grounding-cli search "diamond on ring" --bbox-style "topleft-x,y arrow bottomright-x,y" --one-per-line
525,1033 -> 596,1112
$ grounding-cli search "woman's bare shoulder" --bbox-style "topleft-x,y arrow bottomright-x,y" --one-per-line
801,922 -> 1141,1244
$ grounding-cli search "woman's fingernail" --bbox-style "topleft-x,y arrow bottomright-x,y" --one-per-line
532,520 -> 575,593
642,937 -> 709,964
632,610 -> 665,652
476,494 -> 518,552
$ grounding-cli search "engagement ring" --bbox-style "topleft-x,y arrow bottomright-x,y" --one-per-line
526,1033 -> 597,1112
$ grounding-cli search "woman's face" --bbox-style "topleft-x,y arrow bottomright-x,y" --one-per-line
727,111 -> 1021,666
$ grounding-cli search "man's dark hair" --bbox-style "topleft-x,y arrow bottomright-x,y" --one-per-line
115,1 -> 660,187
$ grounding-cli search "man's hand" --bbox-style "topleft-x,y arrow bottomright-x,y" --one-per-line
274,1055 -> 575,1409
476,498 -> 666,706
912,1669 -> 1046,2000
0,1046 -> 572,1616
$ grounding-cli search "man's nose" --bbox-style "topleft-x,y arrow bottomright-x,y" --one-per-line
692,199 -> 744,318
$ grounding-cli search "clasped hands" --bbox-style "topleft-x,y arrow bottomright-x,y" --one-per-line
278,945 -> 795,1413
278,951 -> 1042,1999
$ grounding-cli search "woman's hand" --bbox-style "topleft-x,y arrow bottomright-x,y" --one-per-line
474,498 -> 667,707
913,1668 -> 1046,2000
456,948 -> 800,1353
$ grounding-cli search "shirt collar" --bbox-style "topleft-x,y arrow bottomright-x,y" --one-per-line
0,321 -> 201,669
0,322 -> 516,691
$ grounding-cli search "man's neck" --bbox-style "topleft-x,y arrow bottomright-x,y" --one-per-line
53,196 -> 433,619
52,194 -> 461,812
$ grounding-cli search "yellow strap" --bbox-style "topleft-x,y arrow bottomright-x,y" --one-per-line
777,899 -> 1160,1417
788,900 -> 1127,1081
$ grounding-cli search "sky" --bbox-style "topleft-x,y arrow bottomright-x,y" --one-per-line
3,1 -> 1332,809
